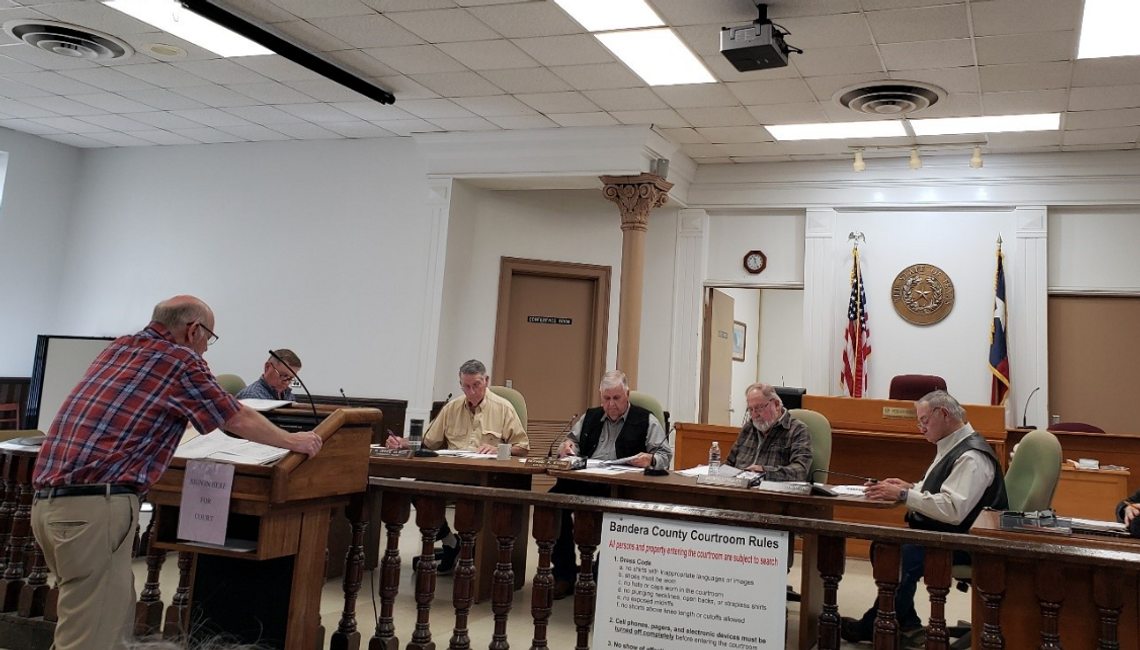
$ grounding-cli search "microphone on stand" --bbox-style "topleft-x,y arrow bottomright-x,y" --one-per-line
810,468 -> 880,485
1022,386 -> 1041,429
547,413 -> 581,459
269,349 -> 319,428
338,388 -> 351,408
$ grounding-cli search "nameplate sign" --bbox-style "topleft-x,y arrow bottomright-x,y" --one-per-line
370,447 -> 414,459
883,406 -> 916,420
177,460 -> 234,546
525,456 -> 586,470
696,474 -> 750,488
527,315 -> 572,325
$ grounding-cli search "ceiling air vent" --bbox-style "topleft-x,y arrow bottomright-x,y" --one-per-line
3,20 -> 134,61
835,81 -> 944,116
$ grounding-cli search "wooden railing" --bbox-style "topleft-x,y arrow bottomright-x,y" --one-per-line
3,446 -> 1140,650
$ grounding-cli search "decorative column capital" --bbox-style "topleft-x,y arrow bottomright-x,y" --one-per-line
600,173 -> 674,232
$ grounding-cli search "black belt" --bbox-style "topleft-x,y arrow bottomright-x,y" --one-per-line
35,484 -> 140,499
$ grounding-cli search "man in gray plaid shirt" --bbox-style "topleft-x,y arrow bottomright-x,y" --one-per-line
725,382 -> 812,481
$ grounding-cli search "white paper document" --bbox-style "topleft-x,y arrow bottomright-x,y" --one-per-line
175,429 -> 289,465
434,449 -> 496,459
831,485 -> 867,497
575,464 -> 644,475
238,398 -> 292,412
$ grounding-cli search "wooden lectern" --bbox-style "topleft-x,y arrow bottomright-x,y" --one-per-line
148,408 -> 379,650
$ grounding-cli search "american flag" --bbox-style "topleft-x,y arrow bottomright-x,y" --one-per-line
989,246 -> 1011,405
841,248 -> 871,397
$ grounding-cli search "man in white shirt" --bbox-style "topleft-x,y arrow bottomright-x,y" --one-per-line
841,390 -> 1008,646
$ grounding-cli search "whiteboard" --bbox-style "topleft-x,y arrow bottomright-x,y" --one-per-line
26,336 -> 115,430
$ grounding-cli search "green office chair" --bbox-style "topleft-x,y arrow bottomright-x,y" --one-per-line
488,385 -> 527,430
629,390 -> 667,432
789,408 -> 832,481
216,374 -> 246,396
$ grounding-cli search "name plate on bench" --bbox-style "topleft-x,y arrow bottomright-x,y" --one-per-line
697,474 -> 751,488
525,456 -> 586,470
370,447 -> 413,459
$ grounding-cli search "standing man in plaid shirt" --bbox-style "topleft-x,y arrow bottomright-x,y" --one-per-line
30,295 -> 322,650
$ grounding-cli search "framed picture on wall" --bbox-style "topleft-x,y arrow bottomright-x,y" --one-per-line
732,321 -> 746,361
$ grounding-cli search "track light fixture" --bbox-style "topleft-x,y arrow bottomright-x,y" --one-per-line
853,150 -> 866,172
970,146 -> 983,168
908,148 -> 922,170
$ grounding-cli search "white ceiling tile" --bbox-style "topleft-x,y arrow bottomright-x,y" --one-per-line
681,143 -> 728,158
170,108 -> 254,128
582,88 -> 667,111
979,62 -> 1071,93
410,71 -> 503,97
653,84 -> 739,109
326,49 -> 400,78
40,133 -> 110,147
0,51 -> 44,74
5,71 -> 102,94
727,78 -> 815,106
278,103 -> 357,123
83,131 -> 156,147
745,103 -> 829,125
0,42 -> 98,70
118,89 -> 208,111
512,35 -> 614,67
898,66 -> 980,94
676,106 -> 757,127
781,140 -> 858,155
214,124 -> 292,141
57,67 -> 159,92
309,14 -> 423,49
273,21 -> 352,52
67,93 -> 154,113
170,85 -> 262,108
880,39 -> 975,71
1065,108 -> 1140,130
485,114 -> 557,129
982,89 -> 1068,115
716,142 -> 787,157
731,155 -> 791,164
367,118 -> 442,135
1062,142 -> 1134,152
547,112 -> 619,127
650,0 -> 760,26
451,95 -> 535,117
227,81 -> 315,104
171,60 -> 270,85
427,116 -> 499,131
266,0 -> 374,19
128,111 -> 208,130
436,40 -> 539,71
363,0 -> 454,10
1069,85 -> 1140,111
365,45 -> 466,74
975,32 -> 1075,66
657,127 -> 707,144
31,116 -> 108,133
774,14 -> 875,50
395,98 -> 476,119
514,91 -> 600,114
695,126 -> 774,144
130,130 -> 200,145
372,75 -> 440,100
805,73 -> 890,102
22,95 -> 105,116
171,127 -> 248,143
76,113 -> 155,132
548,63 -> 643,91
479,67 -> 572,94
1072,58 -> 1140,88
117,31 -> 222,63
387,9 -> 501,44
608,108 -> 689,127
1063,127 -> 1139,146
319,121 -> 396,137
0,118 -> 64,135
116,63 -> 211,88
971,0 -> 1083,37
331,101 -> 416,121
984,130 -> 1062,148
222,105 -> 307,125
673,25 -> 721,58
281,78 -> 369,102
792,46 -> 886,77
466,3 -> 583,38
235,56 -> 324,83
904,91 -> 980,117
866,5 -> 970,43
0,77 -> 50,99
33,1 -> 155,34
230,0 -> 298,23
861,0 -> 968,9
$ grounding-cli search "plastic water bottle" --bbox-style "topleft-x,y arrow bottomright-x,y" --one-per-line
408,419 -> 423,454
708,441 -> 721,473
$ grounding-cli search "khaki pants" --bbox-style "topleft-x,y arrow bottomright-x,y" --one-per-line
31,492 -> 140,650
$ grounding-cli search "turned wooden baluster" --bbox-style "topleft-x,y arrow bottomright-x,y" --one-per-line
134,515 -> 166,636
162,551 -> 193,640
489,502 -> 520,650
448,498 -> 483,650
529,506 -> 561,650
317,542 -> 330,650
870,542 -> 901,650
0,457 -> 34,612
333,494 -> 370,650
370,491 -> 409,650
572,510 -> 602,650
1035,561 -> 1064,650
0,454 -> 12,574
408,496 -> 446,650
923,547 -> 952,650
16,538 -> 48,617
1093,566 -> 1123,650
816,535 -> 846,650
43,585 -> 58,622
973,554 -> 1006,650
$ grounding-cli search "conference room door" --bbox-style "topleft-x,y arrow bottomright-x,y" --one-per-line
701,288 -> 734,425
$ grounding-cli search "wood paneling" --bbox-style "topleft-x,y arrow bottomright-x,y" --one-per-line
0,378 -> 30,430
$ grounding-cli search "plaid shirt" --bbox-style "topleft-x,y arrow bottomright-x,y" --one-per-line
33,322 -> 241,491
235,377 -> 294,402
725,409 -> 813,482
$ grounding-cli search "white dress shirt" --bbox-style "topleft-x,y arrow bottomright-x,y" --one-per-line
903,424 -> 996,526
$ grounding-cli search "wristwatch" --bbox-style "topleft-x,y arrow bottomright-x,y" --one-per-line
898,488 -> 908,503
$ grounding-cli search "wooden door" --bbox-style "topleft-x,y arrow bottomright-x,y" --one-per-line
701,288 -> 734,425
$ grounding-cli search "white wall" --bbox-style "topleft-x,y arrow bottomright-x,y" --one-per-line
758,288 -> 804,389
720,287 -> 760,425
1049,206 -> 1140,294
706,211 -> 805,286
48,137 -> 435,400
0,127 -> 82,375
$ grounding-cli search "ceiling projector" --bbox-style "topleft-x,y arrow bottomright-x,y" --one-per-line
720,4 -> 798,72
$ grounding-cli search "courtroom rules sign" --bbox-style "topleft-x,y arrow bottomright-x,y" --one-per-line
177,459 -> 235,546
594,513 -> 788,650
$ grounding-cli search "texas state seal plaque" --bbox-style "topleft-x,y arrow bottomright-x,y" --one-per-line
890,263 -> 955,326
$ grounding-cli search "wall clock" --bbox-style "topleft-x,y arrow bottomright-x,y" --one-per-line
743,250 -> 767,274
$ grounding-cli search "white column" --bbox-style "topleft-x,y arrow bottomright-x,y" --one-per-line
667,209 -> 709,424
405,178 -> 454,432
803,208 -> 837,396
1011,206 -> 1049,428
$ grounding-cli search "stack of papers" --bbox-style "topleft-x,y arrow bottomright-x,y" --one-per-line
435,449 -> 496,459
0,436 -> 44,451
831,485 -> 867,497
175,429 -> 289,465
239,398 -> 292,412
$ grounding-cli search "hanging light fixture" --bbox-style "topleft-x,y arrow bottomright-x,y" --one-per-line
853,150 -> 866,172
969,145 -> 983,168
908,148 -> 922,170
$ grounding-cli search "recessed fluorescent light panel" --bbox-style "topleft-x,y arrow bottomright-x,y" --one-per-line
596,29 -> 714,86
105,0 -> 271,57
553,0 -> 664,32
910,113 -> 1060,136
765,121 -> 907,140
1078,0 -> 1140,59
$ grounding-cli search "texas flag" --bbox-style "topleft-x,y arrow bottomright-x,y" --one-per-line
989,247 -> 1011,406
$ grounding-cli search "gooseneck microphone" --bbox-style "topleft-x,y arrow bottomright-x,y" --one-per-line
338,388 -> 351,408
547,413 -> 580,459
810,468 -> 880,485
1022,386 -> 1041,429
269,349 -> 319,428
